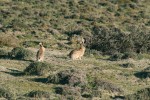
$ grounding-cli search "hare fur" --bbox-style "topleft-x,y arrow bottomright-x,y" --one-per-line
36,42 -> 45,61
69,40 -> 86,60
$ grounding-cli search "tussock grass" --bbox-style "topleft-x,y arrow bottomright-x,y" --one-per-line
0,87 -> 14,100
0,0 -> 150,99
0,49 -> 8,58
125,88 -> 150,100
134,66 -> 150,79
25,90 -> 51,98
9,47 -> 33,60
24,62 -> 54,76
47,68 -> 87,86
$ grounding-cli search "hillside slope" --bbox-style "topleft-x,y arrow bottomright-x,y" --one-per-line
0,0 -> 150,100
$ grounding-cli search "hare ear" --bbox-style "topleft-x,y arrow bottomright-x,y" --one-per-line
41,42 -> 44,45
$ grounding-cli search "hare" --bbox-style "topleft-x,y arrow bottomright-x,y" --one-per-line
69,38 -> 86,60
36,42 -> 45,61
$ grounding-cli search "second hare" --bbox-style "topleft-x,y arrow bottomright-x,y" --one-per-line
69,38 -> 86,60
36,42 -> 45,62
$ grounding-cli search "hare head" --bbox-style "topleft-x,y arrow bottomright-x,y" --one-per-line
39,42 -> 43,47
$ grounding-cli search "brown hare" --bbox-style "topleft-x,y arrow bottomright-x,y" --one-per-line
69,38 -> 86,60
36,42 -> 45,61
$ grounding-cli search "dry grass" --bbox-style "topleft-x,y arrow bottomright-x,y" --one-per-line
0,47 -> 150,99
0,34 -> 20,47
0,0 -> 150,99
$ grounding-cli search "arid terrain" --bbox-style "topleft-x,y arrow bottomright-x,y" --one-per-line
0,0 -> 150,100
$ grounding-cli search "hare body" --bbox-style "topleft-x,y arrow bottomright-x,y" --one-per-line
69,43 -> 86,60
36,43 -> 45,61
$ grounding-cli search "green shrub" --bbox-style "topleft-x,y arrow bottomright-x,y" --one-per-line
109,53 -> 124,61
47,68 -> 87,87
0,49 -> 8,58
81,92 -> 92,98
136,54 -> 144,60
9,47 -> 33,60
88,25 -> 150,54
91,78 -> 123,93
110,52 -> 140,61
143,67 -> 150,72
0,88 -> 14,100
125,88 -> 150,100
54,86 -> 81,96
119,63 -> 135,68
121,52 -> 137,59
25,90 -> 50,98
134,67 -> 150,79
85,49 -> 102,58
24,62 -> 53,76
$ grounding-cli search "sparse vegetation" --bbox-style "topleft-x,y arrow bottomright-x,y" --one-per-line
0,49 -> 8,58
119,63 -> 135,68
9,47 -> 33,60
109,52 -> 141,61
89,25 -> 150,54
0,0 -> 150,99
91,78 -> 123,93
109,52 -> 124,61
0,87 -> 14,100
47,68 -> 87,87
24,62 -> 53,76
125,88 -> 150,100
25,90 -> 51,98
0,34 -> 19,47
121,52 -> 137,59
54,86 -> 81,96
135,66 -> 150,79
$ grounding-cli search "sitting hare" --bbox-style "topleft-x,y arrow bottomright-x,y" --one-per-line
36,42 -> 45,61
69,38 -> 86,60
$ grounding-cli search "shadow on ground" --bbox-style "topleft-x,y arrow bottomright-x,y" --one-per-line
134,72 -> 150,79
1,68 -> 24,76
28,78 -> 48,83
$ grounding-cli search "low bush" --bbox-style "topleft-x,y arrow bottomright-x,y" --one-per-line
0,88 -> 14,100
24,62 -> 53,76
121,52 -> 137,59
88,25 -> 150,55
9,47 -> 33,60
47,68 -> 87,86
119,63 -> 135,68
54,86 -> 83,100
81,92 -> 92,98
110,52 -> 139,61
134,67 -> 150,79
0,49 -> 8,58
80,84 -> 102,98
91,78 -> 123,93
125,88 -> 150,100
109,52 -> 124,61
54,86 -> 81,96
85,49 -> 102,58
25,90 -> 50,98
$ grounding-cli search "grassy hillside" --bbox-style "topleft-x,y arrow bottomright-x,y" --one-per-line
0,0 -> 150,50
0,0 -> 150,100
